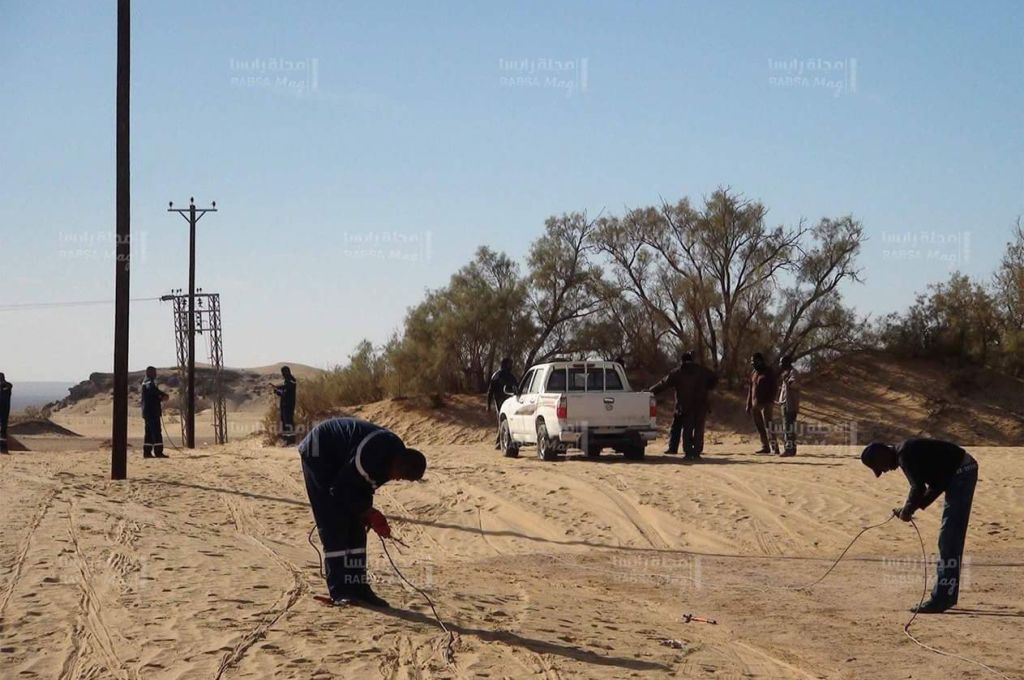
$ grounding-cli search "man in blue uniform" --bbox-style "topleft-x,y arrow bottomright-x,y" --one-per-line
141,366 -> 169,459
0,373 -> 12,454
274,366 -> 298,445
861,438 -> 979,613
299,417 -> 427,607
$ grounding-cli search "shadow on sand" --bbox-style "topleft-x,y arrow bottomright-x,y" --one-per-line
945,607 -> 1024,619
561,453 -> 843,467
377,605 -> 670,672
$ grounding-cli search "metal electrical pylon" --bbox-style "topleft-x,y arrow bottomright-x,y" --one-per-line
167,197 -> 216,448
160,290 -> 228,445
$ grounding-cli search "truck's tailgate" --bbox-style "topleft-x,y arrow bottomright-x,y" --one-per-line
564,392 -> 651,428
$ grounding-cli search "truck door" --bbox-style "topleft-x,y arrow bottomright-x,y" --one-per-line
518,368 -> 545,440
510,368 -> 539,436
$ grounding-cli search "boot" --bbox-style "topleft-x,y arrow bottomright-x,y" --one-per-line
350,584 -> 390,608
910,598 -> 954,614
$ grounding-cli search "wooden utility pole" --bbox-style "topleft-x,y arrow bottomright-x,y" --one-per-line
167,198 -> 216,448
111,0 -> 131,480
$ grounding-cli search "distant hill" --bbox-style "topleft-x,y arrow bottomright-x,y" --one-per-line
50,362 -> 325,417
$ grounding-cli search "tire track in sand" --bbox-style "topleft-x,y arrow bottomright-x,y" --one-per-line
214,496 -> 305,680
546,465 -> 671,550
62,498 -> 134,680
474,506 -> 563,680
0,486 -> 58,621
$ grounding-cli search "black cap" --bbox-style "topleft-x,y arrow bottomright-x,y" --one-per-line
860,442 -> 890,477
403,448 -> 427,480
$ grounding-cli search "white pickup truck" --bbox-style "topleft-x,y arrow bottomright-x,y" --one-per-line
497,360 -> 658,461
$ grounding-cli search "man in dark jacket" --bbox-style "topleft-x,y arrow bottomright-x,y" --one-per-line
861,438 -> 978,613
650,352 -> 718,459
141,366 -> 169,459
486,357 -> 518,449
746,353 -> 779,455
299,417 -> 427,607
274,366 -> 298,445
0,373 -> 11,454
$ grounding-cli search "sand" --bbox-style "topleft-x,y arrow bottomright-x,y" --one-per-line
1,434 -> 1021,680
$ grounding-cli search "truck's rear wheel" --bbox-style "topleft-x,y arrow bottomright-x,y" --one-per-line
499,419 -> 519,458
536,420 -> 558,461
622,443 -> 645,460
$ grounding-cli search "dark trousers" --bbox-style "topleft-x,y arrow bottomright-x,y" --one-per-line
493,396 -> 510,444
143,414 -> 163,457
752,403 -> 778,452
781,404 -> 798,454
669,410 -> 706,457
932,457 -> 978,604
0,408 -> 8,453
667,412 -> 684,454
281,406 -> 296,446
302,458 -> 368,600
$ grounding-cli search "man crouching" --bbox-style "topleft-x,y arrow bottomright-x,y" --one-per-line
299,417 -> 427,607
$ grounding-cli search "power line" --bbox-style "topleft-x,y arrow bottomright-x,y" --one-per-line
0,297 -> 162,312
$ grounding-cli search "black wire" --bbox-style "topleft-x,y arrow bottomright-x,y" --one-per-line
804,512 -> 1014,679
378,535 -> 456,665
797,513 -> 896,590
305,524 -> 455,664
905,516 -> 929,632
0,296 -> 162,312
308,525 -> 324,579
901,518 -> 1013,680
160,413 -> 182,452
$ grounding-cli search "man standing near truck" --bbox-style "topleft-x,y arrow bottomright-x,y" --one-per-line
746,352 -> 779,455
487,357 -> 518,450
0,373 -> 12,454
777,355 -> 800,457
650,352 -> 718,459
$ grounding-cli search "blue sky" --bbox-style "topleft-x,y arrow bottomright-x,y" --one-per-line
2,1 -> 1022,380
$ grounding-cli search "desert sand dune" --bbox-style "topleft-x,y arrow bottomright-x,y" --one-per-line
1,436 -> 1021,679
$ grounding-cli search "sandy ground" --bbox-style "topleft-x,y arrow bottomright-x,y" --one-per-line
1,438 -> 1021,680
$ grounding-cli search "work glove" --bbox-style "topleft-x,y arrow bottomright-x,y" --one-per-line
364,508 -> 392,538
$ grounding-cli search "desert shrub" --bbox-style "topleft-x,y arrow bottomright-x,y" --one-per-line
22,404 -> 52,420
260,404 -> 281,445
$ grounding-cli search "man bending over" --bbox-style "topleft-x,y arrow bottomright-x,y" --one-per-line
299,417 -> 426,607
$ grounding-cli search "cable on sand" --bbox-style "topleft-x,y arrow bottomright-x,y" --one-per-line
803,513 -> 1015,680
306,525 -> 456,665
